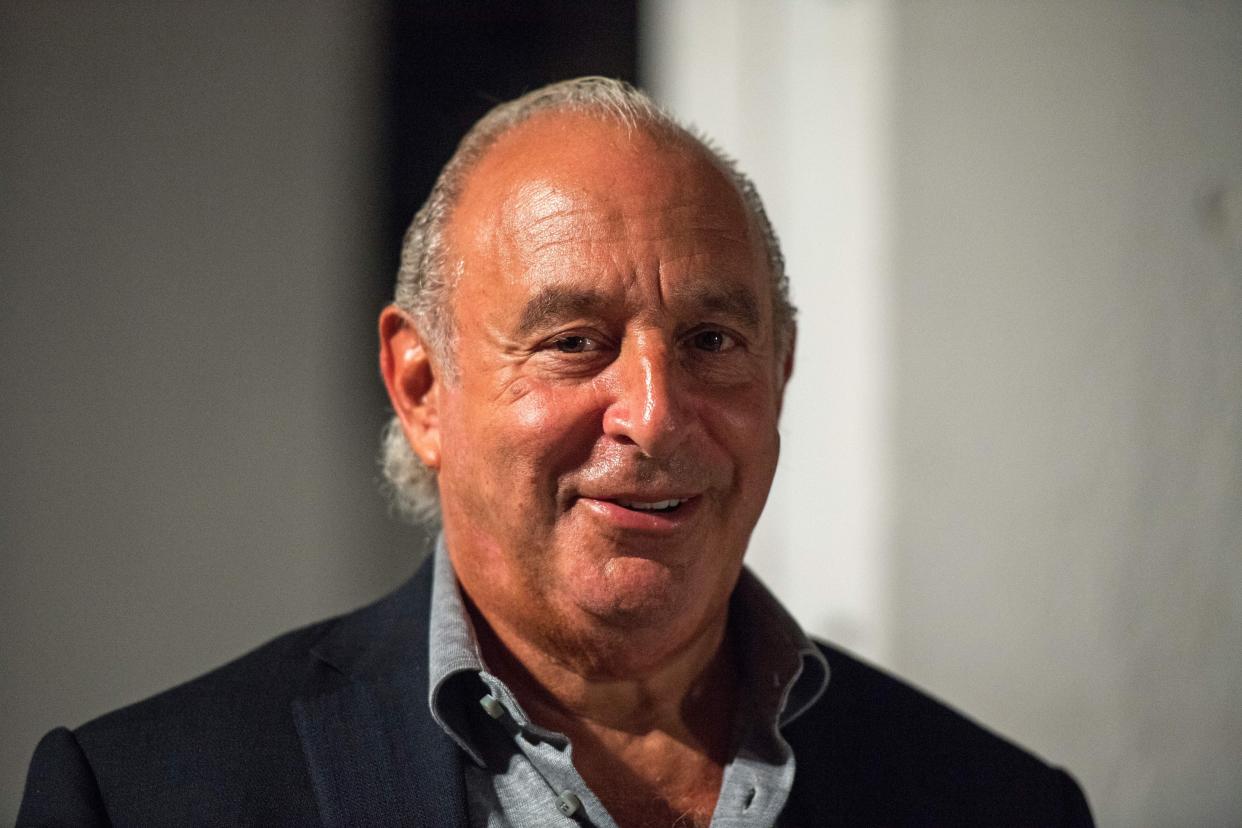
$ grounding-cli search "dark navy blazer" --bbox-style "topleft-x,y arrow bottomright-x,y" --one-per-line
19,559 -> 1093,826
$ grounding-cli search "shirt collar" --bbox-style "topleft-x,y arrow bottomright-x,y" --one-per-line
728,567 -> 831,728
426,535 -> 830,759
426,535 -> 490,765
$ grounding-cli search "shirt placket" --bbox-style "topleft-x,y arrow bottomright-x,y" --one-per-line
477,672 -> 621,828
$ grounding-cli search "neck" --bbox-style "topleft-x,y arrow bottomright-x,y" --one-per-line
465,590 -> 736,741
462,582 -> 740,828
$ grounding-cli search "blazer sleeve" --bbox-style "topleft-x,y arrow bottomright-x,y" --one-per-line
17,727 -> 109,827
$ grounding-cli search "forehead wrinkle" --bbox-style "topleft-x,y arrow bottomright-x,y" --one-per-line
504,196 -> 620,262
511,221 -> 753,263
509,178 -> 748,249
508,182 -> 593,235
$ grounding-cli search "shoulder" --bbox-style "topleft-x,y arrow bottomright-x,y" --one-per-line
78,612 -> 342,747
73,559 -> 434,749
20,565 -> 434,825
784,642 -> 1093,826
19,619 -> 339,825
43,616 -> 344,824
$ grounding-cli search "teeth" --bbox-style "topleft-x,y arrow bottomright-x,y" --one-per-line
619,499 -> 684,511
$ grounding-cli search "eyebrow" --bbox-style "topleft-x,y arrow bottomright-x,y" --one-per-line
685,284 -> 762,330
514,282 -> 763,336
516,287 -> 610,336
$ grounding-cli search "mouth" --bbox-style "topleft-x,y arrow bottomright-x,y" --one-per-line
613,498 -> 689,514
574,493 -> 701,531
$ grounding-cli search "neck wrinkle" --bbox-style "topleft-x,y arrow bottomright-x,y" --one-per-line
465,587 -> 736,741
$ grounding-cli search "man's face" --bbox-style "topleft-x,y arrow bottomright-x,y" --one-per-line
431,114 -> 789,672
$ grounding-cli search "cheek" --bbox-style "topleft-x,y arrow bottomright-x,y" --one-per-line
701,385 -> 782,464
510,384 -> 554,432
468,383 -> 603,479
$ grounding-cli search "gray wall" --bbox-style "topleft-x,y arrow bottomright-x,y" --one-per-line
0,2 -> 424,821
890,2 -> 1242,824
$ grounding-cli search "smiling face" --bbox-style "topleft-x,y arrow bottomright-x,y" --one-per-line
417,113 -> 790,674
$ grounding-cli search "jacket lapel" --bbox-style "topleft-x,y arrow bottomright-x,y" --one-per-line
293,559 -> 468,827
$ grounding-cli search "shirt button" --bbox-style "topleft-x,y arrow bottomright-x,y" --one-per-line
556,790 -> 582,817
479,694 -> 506,719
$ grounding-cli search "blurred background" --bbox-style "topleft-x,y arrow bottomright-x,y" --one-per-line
2,1 -> 1239,824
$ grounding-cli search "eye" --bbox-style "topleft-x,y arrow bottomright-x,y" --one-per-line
689,329 -> 735,352
551,334 -> 596,353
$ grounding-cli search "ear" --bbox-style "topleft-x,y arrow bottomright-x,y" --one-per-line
776,324 -> 796,415
379,305 -> 443,469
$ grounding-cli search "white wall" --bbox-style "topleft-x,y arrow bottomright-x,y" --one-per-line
644,1 -> 1242,824
891,3 -> 1242,824
0,2 -> 420,822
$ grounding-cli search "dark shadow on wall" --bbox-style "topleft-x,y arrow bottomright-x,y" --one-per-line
381,0 -> 639,268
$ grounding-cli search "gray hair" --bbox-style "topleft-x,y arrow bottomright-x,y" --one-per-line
381,76 -> 793,525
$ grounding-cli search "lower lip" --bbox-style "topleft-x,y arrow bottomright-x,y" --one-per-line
576,497 -> 701,532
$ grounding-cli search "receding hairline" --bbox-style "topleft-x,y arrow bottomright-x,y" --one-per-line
448,108 -> 696,211
441,107 -> 774,301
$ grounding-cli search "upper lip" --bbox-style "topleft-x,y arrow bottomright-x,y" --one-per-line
577,491 -> 699,504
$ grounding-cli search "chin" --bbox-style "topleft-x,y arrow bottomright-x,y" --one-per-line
530,558 -> 733,678
574,556 -> 726,637
580,551 -> 683,608
552,606 -> 710,678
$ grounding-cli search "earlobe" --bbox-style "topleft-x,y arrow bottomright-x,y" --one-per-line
378,305 -> 442,469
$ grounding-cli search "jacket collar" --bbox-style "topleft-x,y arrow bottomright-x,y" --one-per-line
293,555 -> 468,827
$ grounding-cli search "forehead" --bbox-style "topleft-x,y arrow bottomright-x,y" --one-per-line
447,112 -> 769,302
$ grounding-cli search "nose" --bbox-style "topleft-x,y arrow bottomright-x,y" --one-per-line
602,336 -> 690,458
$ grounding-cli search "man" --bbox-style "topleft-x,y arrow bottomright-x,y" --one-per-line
20,78 -> 1092,826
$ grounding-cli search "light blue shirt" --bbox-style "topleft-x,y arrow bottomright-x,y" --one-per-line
427,538 -> 829,828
